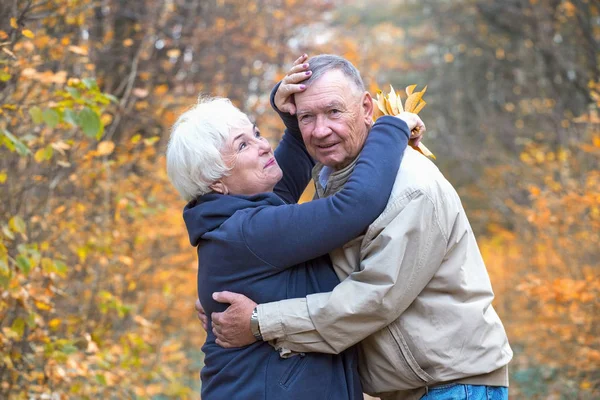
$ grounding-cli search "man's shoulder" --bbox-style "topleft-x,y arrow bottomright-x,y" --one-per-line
380,147 -> 462,216
368,148 -> 463,238
389,147 -> 448,195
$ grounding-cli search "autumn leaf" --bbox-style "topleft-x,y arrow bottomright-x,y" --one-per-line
154,84 -> 169,96
375,90 -> 387,116
100,113 -> 113,126
96,140 -> 115,156
48,318 -> 61,330
413,100 -> 427,115
404,85 -> 427,113
372,84 -> 435,159
167,49 -> 181,58
22,29 -> 35,39
414,142 -> 436,160
68,45 -> 88,56
9,216 -> 26,234
10,18 -> 18,29
388,85 -> 399,114
2,47 -> 16,59
34,149 -> 46,163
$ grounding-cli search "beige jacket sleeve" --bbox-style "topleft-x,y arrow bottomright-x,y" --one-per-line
257,190 -> 449,354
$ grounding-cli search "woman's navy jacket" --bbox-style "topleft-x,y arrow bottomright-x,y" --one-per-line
183,107 -> 410,399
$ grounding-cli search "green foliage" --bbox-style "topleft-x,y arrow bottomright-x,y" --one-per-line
0,0 -> 596,399
78,107 -> 102,138
1,129 -> 31,156
42,108 -> 60,128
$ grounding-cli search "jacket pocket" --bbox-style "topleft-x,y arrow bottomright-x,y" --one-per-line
387,323 -> 433,384
279,353 -> 308,389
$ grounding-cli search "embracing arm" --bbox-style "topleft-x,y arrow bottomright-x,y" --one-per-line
258,191 -> 449,353
242,116 -> 409,269
272,54 -> 314,204
272,80 -> 315,204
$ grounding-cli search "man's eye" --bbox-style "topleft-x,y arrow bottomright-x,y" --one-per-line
299,115 -> 313,123
330,109 -> 341,115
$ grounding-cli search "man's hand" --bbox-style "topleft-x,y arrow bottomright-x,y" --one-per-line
211,291 -> 258,348
274,53 -> 311,115
195,299 -> 208,331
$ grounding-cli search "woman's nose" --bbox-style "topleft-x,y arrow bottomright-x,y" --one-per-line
257,138 -> 272,154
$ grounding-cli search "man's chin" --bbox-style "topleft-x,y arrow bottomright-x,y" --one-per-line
312,148 -> 358,169
318,155 -> 354,170
316,154 -> 340,167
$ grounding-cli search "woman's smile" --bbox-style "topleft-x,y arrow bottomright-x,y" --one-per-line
264,158 -> 276,169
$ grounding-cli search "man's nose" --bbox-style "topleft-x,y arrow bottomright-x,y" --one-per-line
313,116 -> 331,139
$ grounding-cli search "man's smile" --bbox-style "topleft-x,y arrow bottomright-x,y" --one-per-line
316,142 -> 339,150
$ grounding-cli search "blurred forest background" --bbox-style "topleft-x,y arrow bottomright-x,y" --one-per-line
0,0 -> 598,398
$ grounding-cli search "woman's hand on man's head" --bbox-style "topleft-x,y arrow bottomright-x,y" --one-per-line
274,53 -> 311,115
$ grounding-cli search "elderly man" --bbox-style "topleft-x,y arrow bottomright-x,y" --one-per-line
204,54 -> 512,400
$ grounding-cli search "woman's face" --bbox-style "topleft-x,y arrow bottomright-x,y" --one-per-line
214,118 -> 283,196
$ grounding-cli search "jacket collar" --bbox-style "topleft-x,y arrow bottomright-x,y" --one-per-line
312,156 -> 359,199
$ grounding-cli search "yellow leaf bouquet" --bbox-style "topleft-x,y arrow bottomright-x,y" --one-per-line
372,84 -> 435,159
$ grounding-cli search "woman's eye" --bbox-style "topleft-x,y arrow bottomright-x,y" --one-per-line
238,142 -> 247,151
255,130 -> 261,138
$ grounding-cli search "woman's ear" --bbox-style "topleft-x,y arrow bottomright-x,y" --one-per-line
210,181 -> 229,195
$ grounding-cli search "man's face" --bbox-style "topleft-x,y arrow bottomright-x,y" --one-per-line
294,70 -> 373,169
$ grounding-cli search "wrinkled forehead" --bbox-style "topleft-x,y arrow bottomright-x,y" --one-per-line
295,71 -> 360,113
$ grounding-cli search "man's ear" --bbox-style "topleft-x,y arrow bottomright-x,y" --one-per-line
361,91 -> 374,126
210,181 -> 228,195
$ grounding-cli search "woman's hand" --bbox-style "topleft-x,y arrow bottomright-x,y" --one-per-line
274,53 -> 311,115
396,112 -> 425,147
195,299 -> 208,331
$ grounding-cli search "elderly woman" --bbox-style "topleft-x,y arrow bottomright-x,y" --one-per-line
166,57 -> 420,399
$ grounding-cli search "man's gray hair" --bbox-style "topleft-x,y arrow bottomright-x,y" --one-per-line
305,54 -> 365,94
166,97 -> 248,201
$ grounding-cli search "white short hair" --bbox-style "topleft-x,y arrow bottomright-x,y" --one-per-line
166,97 -> 249,201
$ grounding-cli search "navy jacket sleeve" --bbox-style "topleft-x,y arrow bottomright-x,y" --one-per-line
241,116 -> 410,269
272,81 -> 315,204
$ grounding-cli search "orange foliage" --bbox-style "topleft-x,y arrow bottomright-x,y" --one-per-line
1,0 -> 599,398
0,0 -> 331,398
479,126 -> 600,397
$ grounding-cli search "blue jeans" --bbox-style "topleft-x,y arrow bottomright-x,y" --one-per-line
420,384 -> 508,400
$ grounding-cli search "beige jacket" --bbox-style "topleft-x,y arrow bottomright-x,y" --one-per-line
257,147 -> 513,399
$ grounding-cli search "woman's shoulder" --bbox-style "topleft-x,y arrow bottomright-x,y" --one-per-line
185,192 -> 286,245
